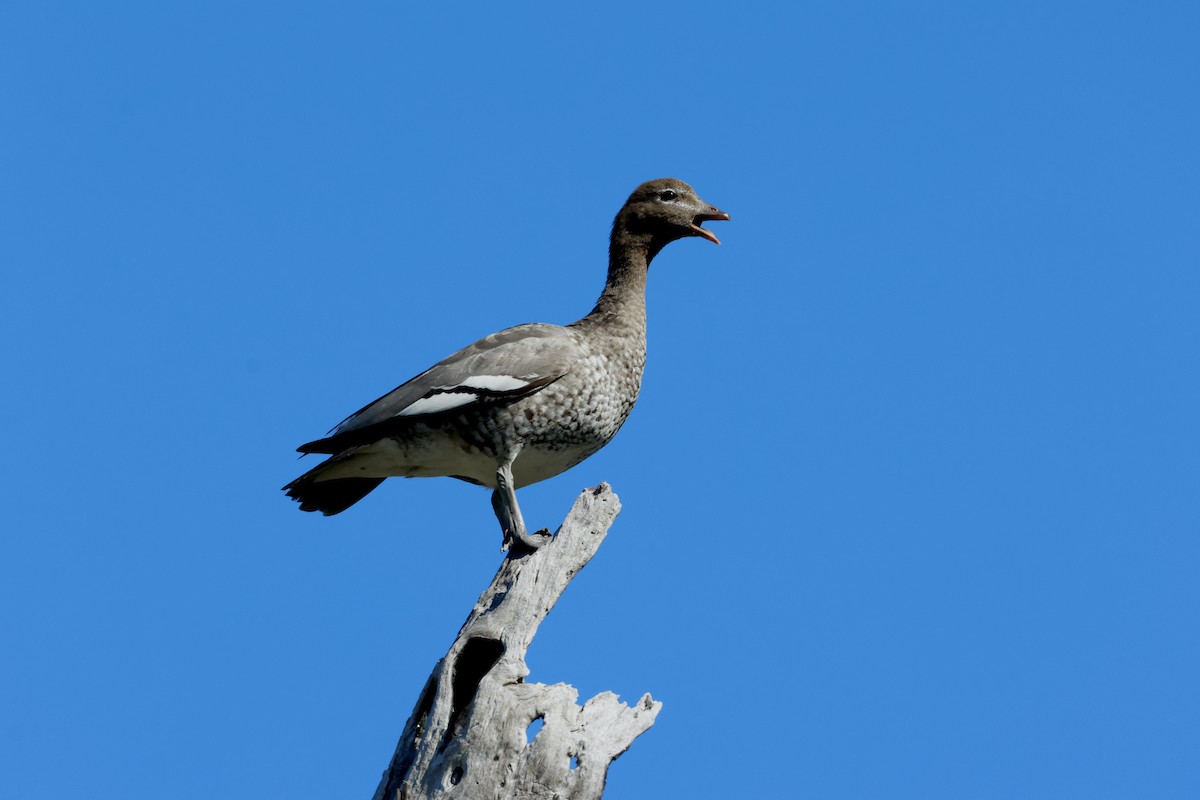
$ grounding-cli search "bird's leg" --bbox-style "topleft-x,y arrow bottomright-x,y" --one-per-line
492,462 -> 551,552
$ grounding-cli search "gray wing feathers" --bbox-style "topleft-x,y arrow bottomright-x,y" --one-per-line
331,323 -> 579,435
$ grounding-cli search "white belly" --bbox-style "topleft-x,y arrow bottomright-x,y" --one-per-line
511,442 -> 596,488
313,438 -> 495,485
311,438 -> 595,490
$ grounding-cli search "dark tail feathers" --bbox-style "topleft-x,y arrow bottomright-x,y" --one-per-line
283,472 -> 385,515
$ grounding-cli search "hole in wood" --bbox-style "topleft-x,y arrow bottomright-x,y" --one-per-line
569,754 -> 579,770
441,636 -> 505,752
525,715 -> 544,744
450,765 -> 463,786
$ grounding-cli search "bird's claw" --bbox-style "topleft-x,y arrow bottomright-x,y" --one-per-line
502,526 -> 552,553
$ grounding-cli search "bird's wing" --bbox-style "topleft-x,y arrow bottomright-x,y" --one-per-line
298,323 -> 579,453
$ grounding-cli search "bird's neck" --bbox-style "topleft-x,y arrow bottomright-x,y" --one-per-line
578,229 -> 663,333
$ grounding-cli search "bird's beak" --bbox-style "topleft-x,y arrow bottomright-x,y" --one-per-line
690,206 -> 731,244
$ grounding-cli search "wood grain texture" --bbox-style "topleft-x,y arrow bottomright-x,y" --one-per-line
372,484 -> 660,800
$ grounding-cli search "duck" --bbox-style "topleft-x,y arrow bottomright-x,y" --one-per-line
283,178 -> 729,550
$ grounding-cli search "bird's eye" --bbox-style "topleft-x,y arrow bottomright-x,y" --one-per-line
659,189 -> 677,201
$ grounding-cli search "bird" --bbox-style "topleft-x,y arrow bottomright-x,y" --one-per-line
283,178 -> 729,550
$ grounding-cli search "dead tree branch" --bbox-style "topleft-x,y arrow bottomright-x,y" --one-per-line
372,483 -> 661,800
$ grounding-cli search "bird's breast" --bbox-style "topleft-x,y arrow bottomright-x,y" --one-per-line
506,341 -> 645,486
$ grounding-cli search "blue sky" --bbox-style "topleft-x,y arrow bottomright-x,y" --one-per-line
3,2 -> 1198,798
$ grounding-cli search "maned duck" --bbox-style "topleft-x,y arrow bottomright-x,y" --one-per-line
284,178 -> 729,549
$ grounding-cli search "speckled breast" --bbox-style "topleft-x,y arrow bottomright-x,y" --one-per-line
509,336 -> 646,486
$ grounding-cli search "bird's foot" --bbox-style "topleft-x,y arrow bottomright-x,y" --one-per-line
492,464 -> 550,553
501,526 -> 552,553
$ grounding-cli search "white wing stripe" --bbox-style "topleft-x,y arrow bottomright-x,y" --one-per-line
397,392 -> 476,416
394,376 -> 532,418
457,375 -> 530,392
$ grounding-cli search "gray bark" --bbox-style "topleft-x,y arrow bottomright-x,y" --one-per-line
372,484 -> 661,800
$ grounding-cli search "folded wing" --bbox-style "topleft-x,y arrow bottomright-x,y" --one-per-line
298,323 -> 579,454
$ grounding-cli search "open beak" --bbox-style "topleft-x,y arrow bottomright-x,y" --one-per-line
690,206 -> 731,244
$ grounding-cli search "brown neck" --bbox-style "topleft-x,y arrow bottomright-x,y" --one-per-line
578,222 -> 672,330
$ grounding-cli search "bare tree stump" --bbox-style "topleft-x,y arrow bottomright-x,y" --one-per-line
372,483 -> 661,800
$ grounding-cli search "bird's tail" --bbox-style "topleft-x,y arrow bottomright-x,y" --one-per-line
283,457 -> 385,515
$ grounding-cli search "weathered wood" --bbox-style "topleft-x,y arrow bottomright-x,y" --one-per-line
372,484 -> 661,800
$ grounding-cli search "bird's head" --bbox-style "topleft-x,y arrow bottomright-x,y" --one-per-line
613,178 -> 730,253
